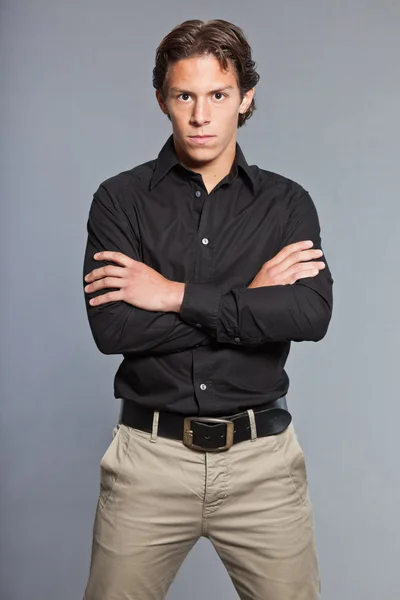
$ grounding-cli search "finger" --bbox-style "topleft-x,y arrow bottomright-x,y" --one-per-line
291,268 -> 321,284
278,249 -> 323,272
93,251 -> 134,267
84,277 -> 125,294
285,261 -> 325,283
88,290 -> 125,306
289,260 -> 326,275
269,240 -> 314,266
84,265 -> 126,283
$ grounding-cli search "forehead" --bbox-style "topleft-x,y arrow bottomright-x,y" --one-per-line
165,54 -> 239,90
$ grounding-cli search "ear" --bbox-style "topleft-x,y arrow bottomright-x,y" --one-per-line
156,90 -> 169,115
239,88 -> 255,114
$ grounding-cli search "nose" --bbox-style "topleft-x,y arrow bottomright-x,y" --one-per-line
190,98 -> 211,127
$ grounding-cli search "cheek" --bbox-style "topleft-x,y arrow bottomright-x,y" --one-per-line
218,106 -> 241,128
216,101 -> 241,118
169,107 -> 188,127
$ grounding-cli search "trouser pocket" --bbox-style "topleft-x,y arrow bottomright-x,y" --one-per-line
99,424 -> 131,510
273,422 -> 309,507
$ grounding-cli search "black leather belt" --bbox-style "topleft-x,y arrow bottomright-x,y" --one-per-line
120,396 -> 291,452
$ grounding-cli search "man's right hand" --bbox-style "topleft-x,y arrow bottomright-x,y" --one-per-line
248,240 -> 326,288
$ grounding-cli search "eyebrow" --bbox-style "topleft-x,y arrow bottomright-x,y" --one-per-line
170,85 -> 234,94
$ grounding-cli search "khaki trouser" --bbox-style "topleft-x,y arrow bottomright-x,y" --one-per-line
83,412 -> 321,600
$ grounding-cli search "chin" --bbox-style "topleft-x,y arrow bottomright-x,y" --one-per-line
186,140 -> 219,153
186,146 -> 218,163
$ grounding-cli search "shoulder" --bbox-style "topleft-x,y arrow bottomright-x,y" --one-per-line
95,158 -> 156,199
252,165 -> 317,214
252,165 -> 307,197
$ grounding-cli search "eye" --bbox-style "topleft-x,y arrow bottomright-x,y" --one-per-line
177,93 -> 191,102
213,92 -> 227,101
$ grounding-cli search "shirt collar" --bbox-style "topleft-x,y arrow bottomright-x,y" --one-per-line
150,134 -> 256,193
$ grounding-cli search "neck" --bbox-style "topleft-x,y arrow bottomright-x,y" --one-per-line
174,136 -> 237,194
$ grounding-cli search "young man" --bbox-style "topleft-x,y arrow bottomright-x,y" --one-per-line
82,18 -> 333,600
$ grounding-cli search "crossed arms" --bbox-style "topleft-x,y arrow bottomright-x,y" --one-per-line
83,184 -> 333,355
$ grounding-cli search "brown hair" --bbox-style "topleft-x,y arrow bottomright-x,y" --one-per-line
153,19 -> 260,127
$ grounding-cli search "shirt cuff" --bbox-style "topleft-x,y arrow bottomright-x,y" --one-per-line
180,282 -> 222,334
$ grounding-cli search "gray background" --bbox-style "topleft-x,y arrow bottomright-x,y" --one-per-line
1,1 -> 399,599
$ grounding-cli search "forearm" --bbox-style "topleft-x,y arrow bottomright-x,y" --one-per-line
180,275 -> 333,345
84,295 -> 212,355
83,259 -> 212,355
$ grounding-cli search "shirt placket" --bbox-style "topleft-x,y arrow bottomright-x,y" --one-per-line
189,177 -> 218,414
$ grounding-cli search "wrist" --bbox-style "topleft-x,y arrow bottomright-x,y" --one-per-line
164,281 -> 185,313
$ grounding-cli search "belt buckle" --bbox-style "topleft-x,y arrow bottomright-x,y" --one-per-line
183,417 -> 234,452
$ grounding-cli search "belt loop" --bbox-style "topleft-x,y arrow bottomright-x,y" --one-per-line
247,409 -> 257,441
150,410 -> 160,443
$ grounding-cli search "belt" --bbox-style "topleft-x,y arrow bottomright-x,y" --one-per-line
120,396 -> 292,452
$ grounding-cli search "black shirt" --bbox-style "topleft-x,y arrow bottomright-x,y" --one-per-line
83,135 -> 333,416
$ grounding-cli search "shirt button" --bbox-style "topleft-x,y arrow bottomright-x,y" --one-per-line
202,238 -> 209,245
195,190 -> 201,197
195,323 -> 202,328
234,337 -> 241,343
200,383 -> 207,391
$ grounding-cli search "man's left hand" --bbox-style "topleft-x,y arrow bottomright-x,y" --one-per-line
84,251 -> 185,312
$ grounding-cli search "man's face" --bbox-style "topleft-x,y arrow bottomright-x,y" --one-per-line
156,54 -> 254,167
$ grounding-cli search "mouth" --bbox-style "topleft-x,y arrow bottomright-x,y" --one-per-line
188,135 -> 216,145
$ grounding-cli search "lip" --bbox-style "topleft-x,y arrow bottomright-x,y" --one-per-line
188,135 -> 216,145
